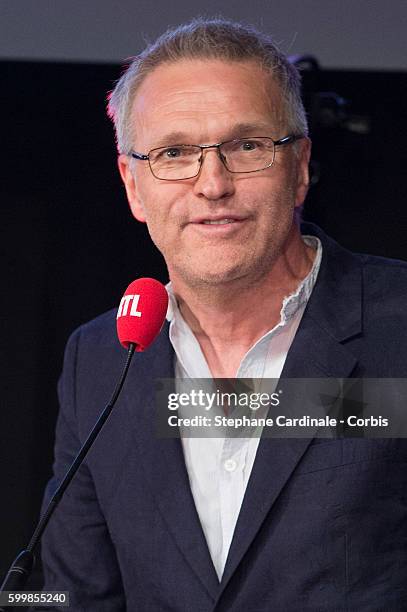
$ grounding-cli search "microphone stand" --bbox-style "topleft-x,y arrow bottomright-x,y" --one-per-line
0,343 -> 135,605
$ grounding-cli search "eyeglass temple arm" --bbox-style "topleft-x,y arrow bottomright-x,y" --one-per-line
130,152 -> 149,160
274,135 -> 304,146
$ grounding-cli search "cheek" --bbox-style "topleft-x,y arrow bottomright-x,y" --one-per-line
257,178 -> 296,216
136,192 -> 181,254
137,181 -> 189,227
142,207 -> 167,242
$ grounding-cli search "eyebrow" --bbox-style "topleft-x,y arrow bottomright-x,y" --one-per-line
150,122 -> 275,148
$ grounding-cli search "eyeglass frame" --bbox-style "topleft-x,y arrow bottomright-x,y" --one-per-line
128,134 -> 304,181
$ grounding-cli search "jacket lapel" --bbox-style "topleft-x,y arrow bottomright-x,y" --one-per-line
219,223 -> 363,591
123,324 -> 220,600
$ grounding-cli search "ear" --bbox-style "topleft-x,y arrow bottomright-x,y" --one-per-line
117,154 -> 147,222
294,137 -> 312,208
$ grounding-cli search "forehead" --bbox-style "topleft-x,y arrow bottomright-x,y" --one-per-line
130,59 -> 285,147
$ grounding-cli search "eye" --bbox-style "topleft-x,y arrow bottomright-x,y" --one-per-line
240,140 -> 258,151
227,139 -> 265,154
164,147 -> 182,158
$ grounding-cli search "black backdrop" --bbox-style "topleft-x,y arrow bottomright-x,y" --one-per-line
1,60 -> 406,586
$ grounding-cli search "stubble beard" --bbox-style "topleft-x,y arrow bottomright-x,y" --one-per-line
167,215 -> 294,297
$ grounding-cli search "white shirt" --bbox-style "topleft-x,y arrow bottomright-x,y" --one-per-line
166,235 -> 322,581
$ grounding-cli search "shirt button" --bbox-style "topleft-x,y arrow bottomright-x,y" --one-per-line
224,459 -> 237,472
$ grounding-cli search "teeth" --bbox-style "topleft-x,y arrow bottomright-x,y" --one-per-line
202,219 -> 235,225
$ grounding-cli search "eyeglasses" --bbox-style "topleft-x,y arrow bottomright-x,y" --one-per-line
129,134 -> 303,181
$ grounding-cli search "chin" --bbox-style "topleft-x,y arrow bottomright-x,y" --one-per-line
174,262 -> 255,288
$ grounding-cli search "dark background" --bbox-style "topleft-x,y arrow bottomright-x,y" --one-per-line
1,58 -> 407,587
1,0 -> 406,71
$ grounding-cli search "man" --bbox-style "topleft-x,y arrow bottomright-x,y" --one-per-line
40,18 -> 407,611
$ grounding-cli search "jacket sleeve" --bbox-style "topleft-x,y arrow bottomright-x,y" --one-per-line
36,327 -> 126,612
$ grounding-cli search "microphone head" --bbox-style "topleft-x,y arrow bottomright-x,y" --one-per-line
116,278 -> 169,351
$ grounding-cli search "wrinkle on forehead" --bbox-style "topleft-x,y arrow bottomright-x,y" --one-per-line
130,59 -> 286,150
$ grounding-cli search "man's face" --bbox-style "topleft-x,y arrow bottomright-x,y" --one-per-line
119,59 -> 310,288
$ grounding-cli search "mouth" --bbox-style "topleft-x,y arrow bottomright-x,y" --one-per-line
186,215 -> 248,236
201,218 -> 237,225
188,214 -> 248,225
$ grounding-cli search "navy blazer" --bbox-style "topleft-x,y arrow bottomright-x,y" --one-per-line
40,223 -> 407,611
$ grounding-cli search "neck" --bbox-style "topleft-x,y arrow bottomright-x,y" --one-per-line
170,226 -> 316,377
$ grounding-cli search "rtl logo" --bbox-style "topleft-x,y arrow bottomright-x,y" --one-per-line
116,294 -> 142,319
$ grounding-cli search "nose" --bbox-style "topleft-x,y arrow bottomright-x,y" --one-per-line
192,147 -> 235,201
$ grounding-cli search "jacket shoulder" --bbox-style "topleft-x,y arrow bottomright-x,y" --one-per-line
359,251 -> 407,272
359,252 -> 407,300
67,308 -> 119,351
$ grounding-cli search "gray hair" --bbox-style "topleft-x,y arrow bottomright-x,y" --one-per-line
107,17 -> 308,154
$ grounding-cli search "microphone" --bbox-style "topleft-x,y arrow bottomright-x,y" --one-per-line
0,278 -> 168,602
117,277 -> 169,351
